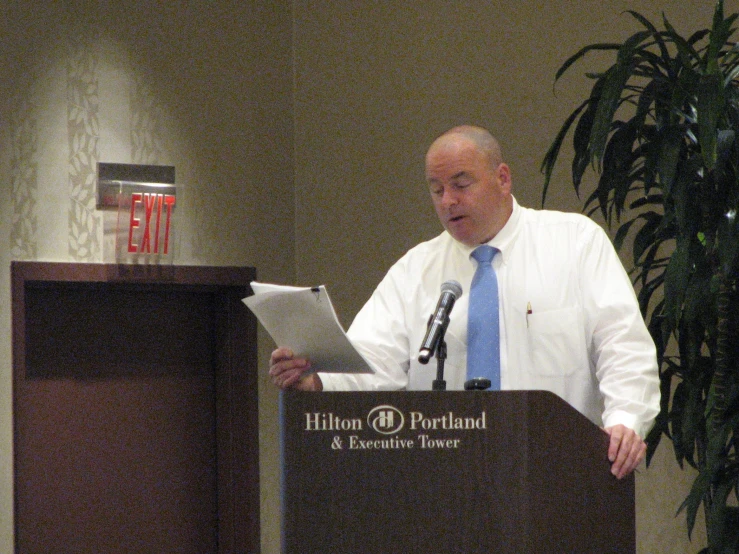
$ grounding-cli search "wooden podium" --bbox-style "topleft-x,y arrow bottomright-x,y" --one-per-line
280,390 -> 634,553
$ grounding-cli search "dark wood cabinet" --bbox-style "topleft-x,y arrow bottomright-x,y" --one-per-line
12,262 -> 259,554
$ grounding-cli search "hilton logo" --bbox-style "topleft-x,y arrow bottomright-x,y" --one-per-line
367,405 -> 405,435
304,405 -> 486,438
305,405 -> 487,451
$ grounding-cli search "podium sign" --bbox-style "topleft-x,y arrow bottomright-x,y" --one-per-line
281,390 -> 634,553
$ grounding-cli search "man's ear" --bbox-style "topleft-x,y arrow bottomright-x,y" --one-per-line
497,163 -> 512,192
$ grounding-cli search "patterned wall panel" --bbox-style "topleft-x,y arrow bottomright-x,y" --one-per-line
8,13 -> 167,264
67,32 -> 101,261
10,99 -> 38,260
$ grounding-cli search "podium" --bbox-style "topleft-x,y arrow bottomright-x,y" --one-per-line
280,390 -> 634,553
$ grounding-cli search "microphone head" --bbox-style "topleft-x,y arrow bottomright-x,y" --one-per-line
441,280 -> 462,299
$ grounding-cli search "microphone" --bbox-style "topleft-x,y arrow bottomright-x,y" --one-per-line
418,280 -> 463,364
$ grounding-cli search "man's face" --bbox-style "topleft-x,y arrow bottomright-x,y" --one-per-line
425,137 -> 512,247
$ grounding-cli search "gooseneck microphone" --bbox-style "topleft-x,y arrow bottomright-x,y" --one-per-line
418,280 -> 463,364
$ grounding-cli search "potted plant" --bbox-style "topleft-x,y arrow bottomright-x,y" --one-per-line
541,2 -> 739,552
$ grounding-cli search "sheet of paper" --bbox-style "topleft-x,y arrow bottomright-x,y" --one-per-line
243,281 -> 375,374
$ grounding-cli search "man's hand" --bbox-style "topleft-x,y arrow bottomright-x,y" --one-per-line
604,424 -> 646,479
269,347 -> 323,391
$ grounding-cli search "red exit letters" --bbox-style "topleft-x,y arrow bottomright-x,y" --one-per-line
127,192 -> 176,254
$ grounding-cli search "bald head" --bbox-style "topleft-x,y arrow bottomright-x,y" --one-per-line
427,125 -> 503,170
425,125 -> 513,246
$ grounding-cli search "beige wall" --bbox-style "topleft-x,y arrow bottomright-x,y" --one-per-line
0,2 -> 294,552
292,2 -> 724,553
0,1 -> 732,552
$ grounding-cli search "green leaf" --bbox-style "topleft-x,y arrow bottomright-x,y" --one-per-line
553,42 -> 623,83
646,420 -> 664,465
664,241 -> 690,329
708,480 -> 739,552
715,506 -> 739,553
657,126 -> 684,194
628,194 -> 664,211
590,37 -> 650,163
613,218 -> 637,251
602,122 -> 639,220
723,62 -> 739,86
648,298 -> 668,359
672,67 -> 701,127
625,10 -> 659,34
678,468 -> 711,539
670,380 -> 689,467
717,211 -> 739,275
637,269 -> 664,317
704,411 -> 729,474
624,10 -> 670,62
571,94 -> 599,194
595,168 -> 614,223
706,3 -> 738,73
662,13 -> 702,69
633,211 -> 663,262
540,98 -> 591,206
680,384 -> 702,467
671,158 -> 702,239
698,72 -> 725,169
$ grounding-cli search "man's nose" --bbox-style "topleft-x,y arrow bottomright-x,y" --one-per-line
440,189 -> 459,208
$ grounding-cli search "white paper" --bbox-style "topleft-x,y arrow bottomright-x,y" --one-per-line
243,281 -> 375,374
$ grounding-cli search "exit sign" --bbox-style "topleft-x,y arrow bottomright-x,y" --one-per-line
97,163 -> 176,264
126,190 -> 176,255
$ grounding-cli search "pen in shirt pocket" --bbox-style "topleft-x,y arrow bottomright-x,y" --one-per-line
526,302 -> 532,328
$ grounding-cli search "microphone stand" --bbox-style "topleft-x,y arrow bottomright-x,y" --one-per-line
432,339 -> 447,390
431,317 -> 450,391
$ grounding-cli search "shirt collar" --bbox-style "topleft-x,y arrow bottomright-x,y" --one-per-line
452,196 -> 522,265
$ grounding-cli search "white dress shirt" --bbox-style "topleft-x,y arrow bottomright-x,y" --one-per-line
320,197 -> 660,438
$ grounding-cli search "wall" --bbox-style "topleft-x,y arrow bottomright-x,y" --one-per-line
1,1 -> 734,553
293,1 -> 734,553
0,2 -> 293,552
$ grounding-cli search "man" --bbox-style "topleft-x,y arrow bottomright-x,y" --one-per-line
270,125 -> 660,479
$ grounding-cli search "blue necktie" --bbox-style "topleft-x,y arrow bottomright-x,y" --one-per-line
467,245 -> 500,390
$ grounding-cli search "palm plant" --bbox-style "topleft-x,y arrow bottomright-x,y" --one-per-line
540,2 -> 739,552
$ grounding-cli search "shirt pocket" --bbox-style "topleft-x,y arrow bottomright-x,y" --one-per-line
526,306 -> 585,376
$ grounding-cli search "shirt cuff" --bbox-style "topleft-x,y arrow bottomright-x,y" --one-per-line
602,410 -> 653,439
